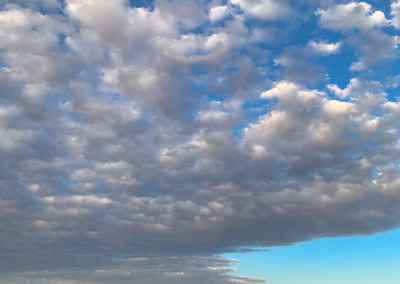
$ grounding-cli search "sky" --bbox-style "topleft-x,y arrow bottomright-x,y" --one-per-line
0,0 -> 400,283
225,228 -> 400,284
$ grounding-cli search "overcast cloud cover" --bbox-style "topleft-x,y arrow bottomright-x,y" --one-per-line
0,0 -> 400,283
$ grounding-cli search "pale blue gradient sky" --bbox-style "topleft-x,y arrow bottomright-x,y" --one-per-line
226,229 -> 400,284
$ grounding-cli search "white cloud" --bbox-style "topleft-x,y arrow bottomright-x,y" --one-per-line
230,0 -> 291,20
42,195 -> 112,206
317,2 -> 396,71
391,0 -> 400,28
209,5 -> 231,22
309,40 -> 342,55
323,100 -> 354,115
327,83 -> 345,98
317,2 -> 388,31
327,78 -> 386,102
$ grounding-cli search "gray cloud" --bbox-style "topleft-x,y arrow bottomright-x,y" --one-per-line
273,44 -> 329,83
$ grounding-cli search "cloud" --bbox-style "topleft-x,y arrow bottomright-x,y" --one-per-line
346,30 -> 397,71
273,42 -> 333,82
317,2 -> 396,71
230,0 -> 292,20
0,256 -> 256,284
0,0 -> 62,11
391,0 -> 400,28
317,2 -> 388,31
309,40 -> 342,55
209,5 -> 231,22
1,0 -> 400,283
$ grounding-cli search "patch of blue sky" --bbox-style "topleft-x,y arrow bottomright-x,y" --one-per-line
371,0 -> 392,17
318,44 -> 358,89
225,228 -> 400,284
129,0 -> 154,9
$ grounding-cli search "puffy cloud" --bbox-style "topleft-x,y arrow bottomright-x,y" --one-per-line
317,2 -> 388,31
317,2 -> 396,71
209,5 -> 231,22
230,0 -> 292,20
327,77 -> 386,101
309,40 -> 342,55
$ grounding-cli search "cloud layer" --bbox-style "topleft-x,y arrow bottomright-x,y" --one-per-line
0,0 -> 400,283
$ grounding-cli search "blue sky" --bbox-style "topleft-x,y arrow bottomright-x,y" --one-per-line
0,0 -> 400,283
226,228 -> 400,283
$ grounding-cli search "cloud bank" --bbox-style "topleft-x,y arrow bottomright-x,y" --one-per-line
0,0 -> 400,283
